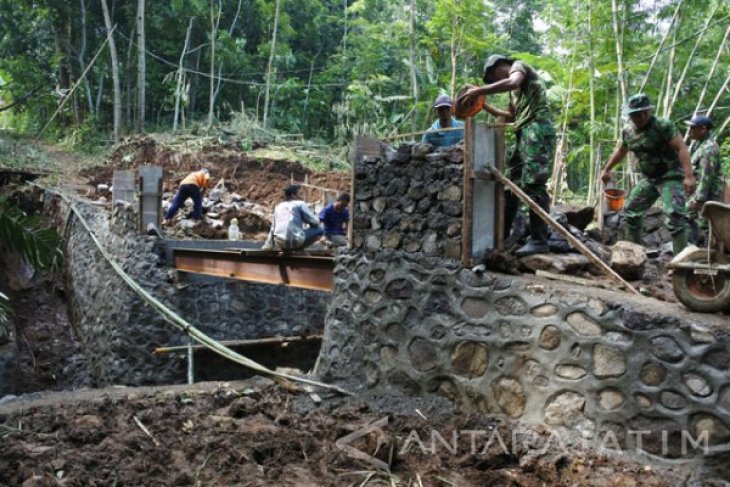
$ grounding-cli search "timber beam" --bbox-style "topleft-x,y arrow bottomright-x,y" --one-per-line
172,248 -> 334,291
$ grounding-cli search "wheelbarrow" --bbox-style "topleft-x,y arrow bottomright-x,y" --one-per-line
668,201 -> 730,312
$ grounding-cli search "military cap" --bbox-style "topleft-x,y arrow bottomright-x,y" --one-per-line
625,94 -> 654,114
684,115 -> 713,129
482,55 -> 513,83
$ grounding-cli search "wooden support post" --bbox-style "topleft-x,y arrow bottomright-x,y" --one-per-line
488,166 -> 640,295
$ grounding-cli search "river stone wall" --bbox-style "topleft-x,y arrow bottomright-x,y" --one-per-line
60,196 -> 326,386
317,250 -> 730,460
352,142 -> 464,260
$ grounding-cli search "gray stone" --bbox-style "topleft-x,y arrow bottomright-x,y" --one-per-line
531,304 -> 558,317
371,217 -> 383,230
538,326 -> 561,350
566,312 -> 602,336
451,342 -> 488,378
492,377 -> 526,419
383,231 -> 402,249
380,346 -> 398,365
438,185 -> 462,202
544,391 -> 586,427
404,240 -> 422,252
519,254 -> 590,274
692,414 -> 730,446
408,338 -> 438,372
598,389 -> 625,410
627,416 -> 682,457
411,143 -> 433,159
610,240 -> 646,280
444,240 -> 461,259
447,221 -> 461,237
387,371 -> 420,394
365,362 -> 379,386
640,362 -> 667,386
689,324 -> 715,344
683,372 -> 712,397
660,390 -> 686,410
365,235 -> 382,251
461,297 -> 489,319
593,344 -> 626,378
555,364 -> 587,379
634,393 -> 653,409
403,202 -> 416,214
385,323 -> 406,341
721,387 -> 730,411
369,269 -> 385,283
494,296 -> 528,316
385,279 -> 414,300
422,232 -> 438,255
649,336 -> 684,363
364,289 -> 382,304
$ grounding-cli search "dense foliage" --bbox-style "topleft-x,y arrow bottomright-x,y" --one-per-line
0,0 -> 728,195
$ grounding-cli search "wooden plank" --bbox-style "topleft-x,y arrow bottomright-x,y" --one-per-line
489,166 -> 640,295
462,118 -> 475,266
173,248 -> 334,291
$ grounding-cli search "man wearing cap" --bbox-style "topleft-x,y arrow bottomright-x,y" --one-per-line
262,184 -> 323,251
461,55 -> 555,257
422,94 -> 465,147
600,94 -> 696,254
685,115 -> 722,244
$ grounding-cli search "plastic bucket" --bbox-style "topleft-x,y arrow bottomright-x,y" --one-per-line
454,85 -> 485,118
604,188 -> 626,212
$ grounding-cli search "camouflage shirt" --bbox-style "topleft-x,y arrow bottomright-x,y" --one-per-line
690,133 -> 723,204
509,61 -> 551,131
621,116 -> 682,180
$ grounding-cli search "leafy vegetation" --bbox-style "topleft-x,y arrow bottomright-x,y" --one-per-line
0,0 -> 728,197
0,198 -> 63,339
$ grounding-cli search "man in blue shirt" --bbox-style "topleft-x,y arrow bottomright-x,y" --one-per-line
319,193 -> 351,247
422,94 -> 465,147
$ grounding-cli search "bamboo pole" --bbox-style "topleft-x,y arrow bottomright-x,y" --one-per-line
639,0 -> 684,94
487,166 -> 640,295
36,27 -> 114,140
382,125 -> 512,142
51,189 -> 351,395
155,335 -> 323,354
587,0 -> 597,205
668,2 -> 719,116
706,68 -> 730,117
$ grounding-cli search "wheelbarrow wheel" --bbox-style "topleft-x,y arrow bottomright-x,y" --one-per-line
673,250 -> 730,312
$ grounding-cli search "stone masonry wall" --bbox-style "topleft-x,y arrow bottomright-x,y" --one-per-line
60,196 -> 326,386
352,142 -> 464,260
317,250 -> 730,460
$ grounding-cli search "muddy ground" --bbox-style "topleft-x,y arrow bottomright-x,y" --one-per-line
0,380 -> 691,486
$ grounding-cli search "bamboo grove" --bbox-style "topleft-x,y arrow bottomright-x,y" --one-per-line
0,0 -> 728,199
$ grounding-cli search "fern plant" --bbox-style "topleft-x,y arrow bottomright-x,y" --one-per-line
0,198 -> 62,343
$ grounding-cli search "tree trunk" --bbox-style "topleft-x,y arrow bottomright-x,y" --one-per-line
136,0 -> 146,132
124,22 -> 136,130
610,0 -> 626,105
408,0 -> 419,133
78,0 -> 94,115
95,73 -> 105,115
587,0 -> 597,206
100,0 -> 121,143
263,0 -> 281,128
707,68 -> 730,117
207,0 -> 219,129
174,17 -> 194,133
229,0 -> 243,34
668,2 -> 718,117
661,18 -> 679,117
639,0 -> 684,94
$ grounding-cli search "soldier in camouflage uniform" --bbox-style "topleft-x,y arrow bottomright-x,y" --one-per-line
601,94 -> 696,255
462,55 -> 556,256
685,115 -> 723,245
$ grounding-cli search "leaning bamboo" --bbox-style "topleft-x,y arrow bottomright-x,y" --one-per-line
487,166 -> 640,295
36,28 -> 113,140
155,335 -> 323,354
706,68 -> 730,117
55,191 -> 351,395
639,0 -> 684,94
668,2 -> 719,116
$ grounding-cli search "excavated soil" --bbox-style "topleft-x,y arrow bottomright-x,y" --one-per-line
0,380 -> 688,486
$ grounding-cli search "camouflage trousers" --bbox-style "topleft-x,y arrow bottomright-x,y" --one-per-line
505,121 -> 556,242
624,177 -> 687,236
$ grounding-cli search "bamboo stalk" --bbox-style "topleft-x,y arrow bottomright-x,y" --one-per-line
50,188 -> 351,396
668,2 -> 719,116
487,166 -> 640,295
639,0 -> 685,94
706,68 -> 730,117
154,335 -> 323,354
36,27 -> 114,140
382,125 -> 512,142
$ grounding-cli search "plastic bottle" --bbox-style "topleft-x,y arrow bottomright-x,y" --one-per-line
228,218 -> 240,240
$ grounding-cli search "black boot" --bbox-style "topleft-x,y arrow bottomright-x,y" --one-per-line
515,238 -> 550,257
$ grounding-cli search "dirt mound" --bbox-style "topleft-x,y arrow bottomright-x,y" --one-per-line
0,382 -> 686,486
88,135 -> 349,210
